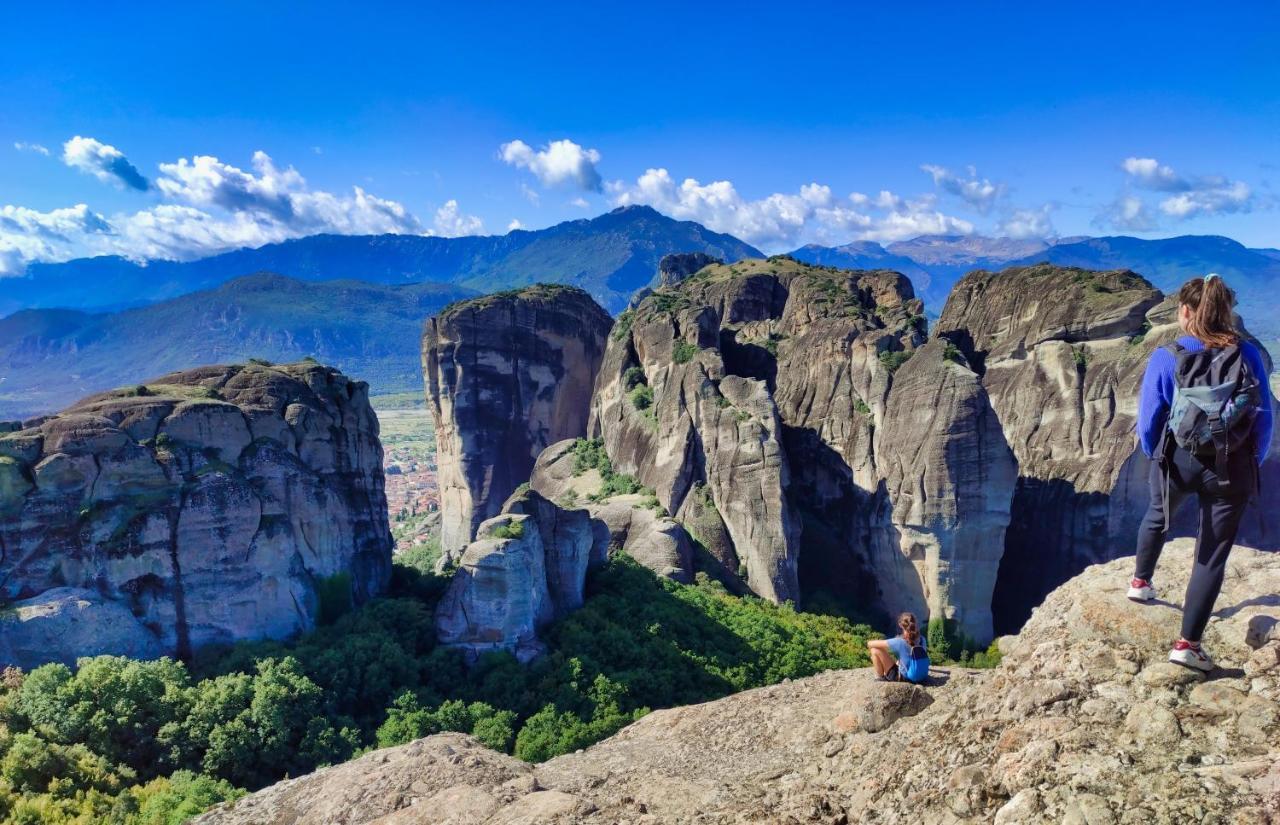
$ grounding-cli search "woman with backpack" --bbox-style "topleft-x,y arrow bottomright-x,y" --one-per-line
867,612 -> 930,683
1129,274 -> 1274,672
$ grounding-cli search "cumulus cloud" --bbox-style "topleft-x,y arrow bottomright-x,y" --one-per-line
62,136 -> 150,191
1118,156 -> 1254,221
0,148 -> 485,275
608,169 -> 972,249
1097,195 -> 1156,232
13,142 -> 50,156
500,138 -> 603,192
0,204 -> 112,275
433,200 -> 483,237
507,218 -> 525,231
996,204 -> 1056,239
921,164 -> 1004,213
1121,157 -> 1187,192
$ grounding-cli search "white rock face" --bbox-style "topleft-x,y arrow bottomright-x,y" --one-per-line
0,362 -> 393,668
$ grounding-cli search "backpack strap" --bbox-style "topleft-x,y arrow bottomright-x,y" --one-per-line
1208,344 -> 1244,488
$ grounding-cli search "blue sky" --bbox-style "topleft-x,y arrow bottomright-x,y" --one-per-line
2,1 -> 1278,271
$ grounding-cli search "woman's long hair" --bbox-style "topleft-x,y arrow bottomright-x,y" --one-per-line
897,612 -> 920,646
1178,275 -> 1239,348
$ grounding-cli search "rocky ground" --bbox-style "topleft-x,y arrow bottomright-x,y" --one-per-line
195,537 -> 1280,824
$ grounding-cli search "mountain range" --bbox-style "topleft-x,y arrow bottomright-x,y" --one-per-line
3,206 -> 1278,420
0,274 -> 474,419
791,233 -> 1280,338
2,205 -> 761,318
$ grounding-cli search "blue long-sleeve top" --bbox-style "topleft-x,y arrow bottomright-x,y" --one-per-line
1137,335 -> 1274,463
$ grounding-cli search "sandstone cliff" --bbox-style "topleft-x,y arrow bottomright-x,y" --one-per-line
194,538 -> 1280,824
935,264 -> 1278,632
423,285 -> 611,563
590,256 -> 1011,640
0,362 -> 393,668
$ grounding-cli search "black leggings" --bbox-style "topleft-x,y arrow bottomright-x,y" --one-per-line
1134,447 -> 1254,643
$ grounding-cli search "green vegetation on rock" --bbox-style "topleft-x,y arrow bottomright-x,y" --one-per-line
0,548 -> 874,821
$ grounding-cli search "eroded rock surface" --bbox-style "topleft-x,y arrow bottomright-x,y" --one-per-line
423,285 -> 611,563
592,256 -> 1011,636
435,446 -> 695,661
936,264 -> 1278,631
0,362 -> 392,667
200,539 -> 1280,824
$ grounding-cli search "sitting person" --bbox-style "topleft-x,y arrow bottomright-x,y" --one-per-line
867,612 -> 930,683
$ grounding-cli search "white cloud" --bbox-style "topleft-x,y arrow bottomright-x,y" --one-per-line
1117,156 -> 1254,221
433,200 -> 483,237
519,182 -> 541,205
569,196 -> 590,208
608,168 -> 972,249
1158,181 -> 1252,218
0,204 -> 112,275
998,205 -> 1056,239
500,138 -> 603,192
62,136 -> 150,191
13,142 -> 50,156
1121,157 -> 1186,192
153,151 -> 424,236
921,164 -> 1004,212
507,218 -> 525,231
1097,195 -> 1156,232
0,149 -> 484,275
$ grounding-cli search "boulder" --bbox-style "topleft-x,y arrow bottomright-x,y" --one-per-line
423,285 -> 611,563
0,361 -> 392,667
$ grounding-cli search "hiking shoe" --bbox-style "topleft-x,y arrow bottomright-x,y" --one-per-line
877,665 -> 900,682
1169,639 -> 1215,672
1127,577 -> 1156,602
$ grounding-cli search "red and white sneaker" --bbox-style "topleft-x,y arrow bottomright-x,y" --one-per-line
1169,639 -> 1215,672
1127,577 -> 1156,602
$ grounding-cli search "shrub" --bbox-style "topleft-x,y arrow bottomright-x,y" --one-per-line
878,350 -> 913,374
628,384 -> 654,412
672,342 -> 699,364
853,398 -> 871,416
610,310 -> 635,341
622,366 -> 647,390
942,341 -> 963,364
490,520 -> 525,540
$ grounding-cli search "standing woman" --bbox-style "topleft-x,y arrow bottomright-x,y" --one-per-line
1129,274 -> 1274,671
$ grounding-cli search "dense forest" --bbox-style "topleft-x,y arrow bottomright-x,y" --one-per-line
0,542 -> 998,824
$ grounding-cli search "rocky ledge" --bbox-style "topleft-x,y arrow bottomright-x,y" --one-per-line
0,361 -> 393,668
196,537 -> 1280,824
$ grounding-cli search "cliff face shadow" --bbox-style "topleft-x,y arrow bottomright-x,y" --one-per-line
781,424 -> 892,627
993,477 -> 1138,635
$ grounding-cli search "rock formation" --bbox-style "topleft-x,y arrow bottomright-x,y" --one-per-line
422,285 -> 611,564
195,538 -> 1280,824
435,445 -> 696,661
934,264 -> 1278,632
591,256 -> 1012,641
0,362 -> 393,668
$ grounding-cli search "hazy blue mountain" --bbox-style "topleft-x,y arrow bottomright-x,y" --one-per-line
0,273 -> 475,419
1008,235 -> 1280,339
790,235 -> 1044,312
793,233 -> 1280,339
4,206 -> 761,317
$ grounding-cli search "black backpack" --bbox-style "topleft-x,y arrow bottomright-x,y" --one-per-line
1164,341 -> 1263,486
